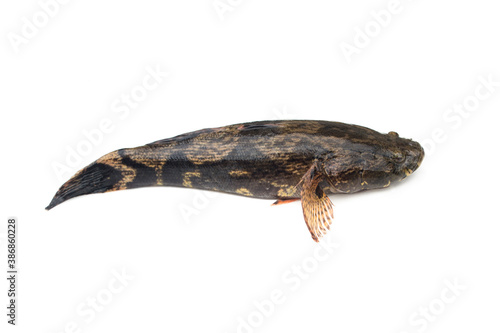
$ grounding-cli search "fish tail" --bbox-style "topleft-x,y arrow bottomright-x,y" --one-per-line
46,148 -> 157,210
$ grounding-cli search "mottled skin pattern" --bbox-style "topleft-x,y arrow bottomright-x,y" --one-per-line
46,120 -> 424,241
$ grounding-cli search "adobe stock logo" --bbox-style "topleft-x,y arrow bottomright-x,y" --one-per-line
7,0 -> 71,54
339,0 -> 412,64
52,268 -> 134,333
421,74 -> 498,156
232,236 -> 340,333
399,278 -> 466,333
212,0 -> 244,21
51,65 -> 168,182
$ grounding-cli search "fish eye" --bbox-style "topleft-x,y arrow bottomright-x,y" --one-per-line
388,131 -> 399,138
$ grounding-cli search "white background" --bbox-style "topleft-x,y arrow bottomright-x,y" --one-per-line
1,0 -> 499,332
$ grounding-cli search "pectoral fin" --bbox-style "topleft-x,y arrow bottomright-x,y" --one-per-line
299,162 -> 334,242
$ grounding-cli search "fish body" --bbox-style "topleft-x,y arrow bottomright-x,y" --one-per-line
47,120 -> 424,241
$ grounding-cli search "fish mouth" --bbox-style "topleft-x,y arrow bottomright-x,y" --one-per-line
401,141 -> 424,179
398,167 -> 413,180
415,143 -> 425,168
417,153 -> 424,168
404,168 -> 413,177
401,151 -> 423,179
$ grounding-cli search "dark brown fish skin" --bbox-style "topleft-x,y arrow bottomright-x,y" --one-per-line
46,120 -> 424,210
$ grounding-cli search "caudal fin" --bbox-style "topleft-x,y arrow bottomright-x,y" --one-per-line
45,161 -> 124,210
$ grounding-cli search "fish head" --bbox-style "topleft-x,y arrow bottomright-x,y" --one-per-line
325,130 -> 425,192
383,131 -> 424,181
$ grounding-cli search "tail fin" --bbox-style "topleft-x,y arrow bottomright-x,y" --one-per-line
46,161 -> 124,210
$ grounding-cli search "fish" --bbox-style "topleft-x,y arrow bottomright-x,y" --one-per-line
46,120 -> 424,242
